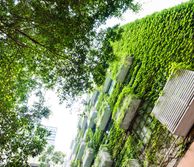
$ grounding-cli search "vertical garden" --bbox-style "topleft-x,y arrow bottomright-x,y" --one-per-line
71,1 -> 194,167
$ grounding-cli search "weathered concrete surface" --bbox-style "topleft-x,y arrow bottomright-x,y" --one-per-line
82,148 -> 95,167
126,159 -> 140,167
116,57 -> 133,83
97,104 -> 111,131
91,91 -> 100,105
99,150 -> 113,167
82,116 -> 88,133
77,117 -> 82,129
77,141 -> 86,160
72,141 -> 79,154
118,97 -> 141,130
107,80 -> 116,95
88,111 -> 97,129
70,140 -> 75,150
103,77 -> 113,93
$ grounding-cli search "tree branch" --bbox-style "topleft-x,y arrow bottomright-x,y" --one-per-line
0,29 -> 27,47
15,29 -> 46,48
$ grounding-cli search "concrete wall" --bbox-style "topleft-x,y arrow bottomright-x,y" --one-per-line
77,141 -> 86,160
82,148 -> 95,167
97,104 -> 111,131
103,77 -> 113,93
120,97 -> 141,130
116,57 -> 133,83
91,91 -> 100,106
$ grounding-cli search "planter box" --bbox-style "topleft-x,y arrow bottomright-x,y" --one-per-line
73,141 -> 79,154
88,109 -> 97,129
82,116 -> 88,133
70,140 -> 75,150
107,80 -> 116,96
115,95 -> 141,130
116,57 -> 133,83
99,150 -> 113,167
93,148 -> 113,167
126,159 -> 140,167
91,91 -> 100,106
82,148 -> 95,167
97,104 -> 111,131
77,117 -> 83,129
103,77 -> 113,93
77,141 -> 86,160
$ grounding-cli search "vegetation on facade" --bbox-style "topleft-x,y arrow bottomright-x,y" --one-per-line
71,1 -> 194,166
110,2 -> 194,165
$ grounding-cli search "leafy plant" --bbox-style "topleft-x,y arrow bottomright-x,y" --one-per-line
39,145 -> 65,167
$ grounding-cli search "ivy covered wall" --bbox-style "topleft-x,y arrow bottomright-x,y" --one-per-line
71,1 -> 194,167
109,1 -> 194,166
108,1 -> 194,166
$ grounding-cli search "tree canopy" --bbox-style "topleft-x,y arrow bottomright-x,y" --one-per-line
0,0 -> 138,165
0,87 -> 51,166
0,0 -> 138,99
39,145 -> 65,167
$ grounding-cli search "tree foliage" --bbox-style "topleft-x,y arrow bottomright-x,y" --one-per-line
0,87 -> 51,166
0,0 -> 138,99
0,0 -> 138,165
39,145 -> 65,167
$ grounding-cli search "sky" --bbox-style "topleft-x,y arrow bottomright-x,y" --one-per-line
41,90 -> 83,154
103,0 -> 188,28
40,0 -> 189,159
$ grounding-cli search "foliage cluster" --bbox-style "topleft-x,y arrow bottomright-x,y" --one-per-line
70,159 -> 81,167
85,128 -> 103,154
0,0 -> 139,165
107,83 -> 123,110
112,86 -> 135,119
115,135 -> 138,167
104,123 -> 126,159
0,0 -> 138,99
96,83 -> 122,114
39,145 -> 65,167
0,86 -> 50,166
67,1 -> 193,167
